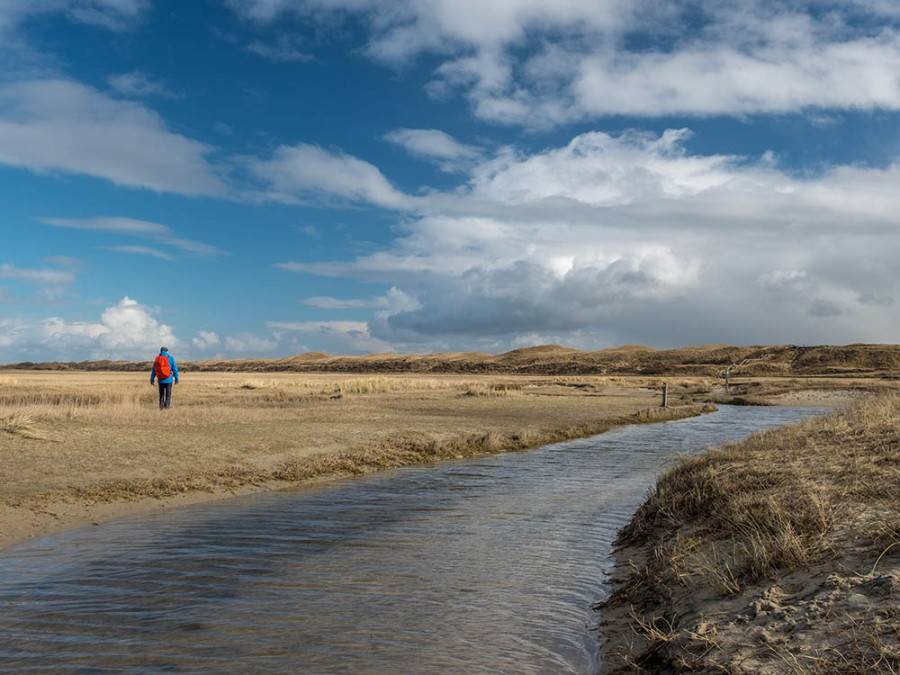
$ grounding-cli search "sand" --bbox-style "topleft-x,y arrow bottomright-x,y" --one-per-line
600,543 -> 899,673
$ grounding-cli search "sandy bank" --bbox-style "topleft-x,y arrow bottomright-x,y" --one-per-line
0,371 -> 711,554
599,393 -> 900,673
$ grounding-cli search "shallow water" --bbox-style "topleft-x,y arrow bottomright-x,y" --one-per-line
0,405 -> 826,673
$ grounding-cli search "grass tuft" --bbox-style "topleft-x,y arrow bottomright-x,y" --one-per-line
461,383 -> 523,397
1,412 -> 45,439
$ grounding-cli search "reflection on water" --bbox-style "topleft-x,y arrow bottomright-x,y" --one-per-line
0,406 -> 826,673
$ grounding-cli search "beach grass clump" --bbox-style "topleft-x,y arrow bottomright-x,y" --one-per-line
0,412 -> 45,439
603,392 -> 900,673
240,379 -> 277,390
329,376 -> 452,396
461,382 -> 523,397
331,377 -> 403,396
239,378 -> 326,390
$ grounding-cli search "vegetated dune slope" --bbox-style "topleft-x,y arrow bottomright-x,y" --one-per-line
6,343 -> 900,377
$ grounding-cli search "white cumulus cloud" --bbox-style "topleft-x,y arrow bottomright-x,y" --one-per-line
276,127 -> 900,349
223,332 -> 279,353
0,297 -> 178,362
192,330 -> 221,350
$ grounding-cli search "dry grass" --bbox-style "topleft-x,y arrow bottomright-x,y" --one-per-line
238,376 -> 454,395
461,382 -> 523,397
331,376 -> 451,396
0,373 -> 539,425
602,392 -> 900,673
0,412 -> 45,439
0,371 -> 704,515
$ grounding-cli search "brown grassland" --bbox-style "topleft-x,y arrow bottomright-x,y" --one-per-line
600,392 -> 900,673
0,369 -> 714,551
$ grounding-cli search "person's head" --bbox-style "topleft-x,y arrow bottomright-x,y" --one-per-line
160,346 -> 168,353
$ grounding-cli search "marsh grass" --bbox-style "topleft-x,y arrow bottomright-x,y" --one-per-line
605,392 -> 900,672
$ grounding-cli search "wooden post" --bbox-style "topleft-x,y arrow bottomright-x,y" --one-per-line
661,382 -> 668,408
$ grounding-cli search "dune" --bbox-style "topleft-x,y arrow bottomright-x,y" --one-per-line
5,343 -> 900,378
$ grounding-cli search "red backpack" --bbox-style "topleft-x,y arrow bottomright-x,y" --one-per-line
154,354 -> 171,380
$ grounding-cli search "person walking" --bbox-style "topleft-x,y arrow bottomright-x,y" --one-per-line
150,346 -> 179,409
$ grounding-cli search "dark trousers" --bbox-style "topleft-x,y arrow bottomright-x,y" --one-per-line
158,382 -> 173,409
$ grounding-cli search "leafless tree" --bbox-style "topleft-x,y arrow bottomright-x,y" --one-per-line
718,354 -> 773,392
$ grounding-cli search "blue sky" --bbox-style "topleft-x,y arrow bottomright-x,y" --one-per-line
2,0 -> 900,361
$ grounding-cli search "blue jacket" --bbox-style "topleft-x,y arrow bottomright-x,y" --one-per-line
150,350 -> 179,384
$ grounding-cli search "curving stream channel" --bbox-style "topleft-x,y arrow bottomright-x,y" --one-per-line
0,405 -> 827,673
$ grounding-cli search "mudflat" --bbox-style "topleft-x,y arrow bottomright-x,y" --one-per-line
0,370 -> 707,552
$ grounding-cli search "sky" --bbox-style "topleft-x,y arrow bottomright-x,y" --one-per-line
2,0 -> 900,362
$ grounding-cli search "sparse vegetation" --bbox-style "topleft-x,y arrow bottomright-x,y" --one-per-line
461,382 -> 523,397
601,393 -> 900,673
